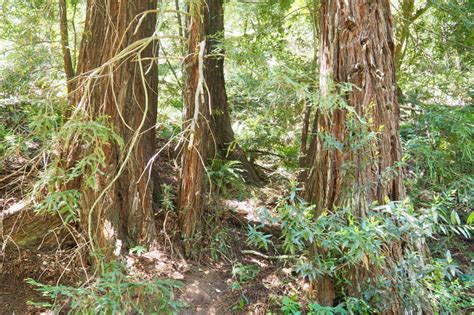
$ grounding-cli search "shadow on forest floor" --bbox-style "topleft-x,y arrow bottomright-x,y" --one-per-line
0,147 -> 298,314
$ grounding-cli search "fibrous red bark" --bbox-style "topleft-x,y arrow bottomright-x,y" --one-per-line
2,0 -> 160,259
68,0 -> 159,259
304,0 -> 404,213
302,0 -> 405,309
178,1 -> 209,257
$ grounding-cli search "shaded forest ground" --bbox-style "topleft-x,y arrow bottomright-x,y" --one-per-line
0,137 -> 306,314
1,138 -> 473,314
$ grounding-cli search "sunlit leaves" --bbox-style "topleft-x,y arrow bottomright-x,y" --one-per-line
246,224 -> 272,250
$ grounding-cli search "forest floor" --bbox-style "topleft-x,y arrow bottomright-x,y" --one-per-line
0,195 -> 293,314
3,141 -> 471,314
0,141 -> 301,314
0,237 -> 285,314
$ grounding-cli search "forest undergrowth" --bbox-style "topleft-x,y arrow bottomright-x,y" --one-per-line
0,0 -> 473,314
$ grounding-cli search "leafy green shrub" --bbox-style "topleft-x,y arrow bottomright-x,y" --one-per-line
209,226 -> 232,261
402,104 -> 473,253
402,105 -> 473,216
246,224 -> 273,251
256,186 -> 472,313
27,261 -> 182,314
281,295 -> 301,314
231,263 -> 260,289
207,159 -> 245,197
35,189 -> 81,224
0,99 -> 62,166
278,296 -> 370,315
429,192 -> 473,239
160,184 -> 176,213
385,249 -> 474,314
308,301 -> 351,315
230,263 -> 260,311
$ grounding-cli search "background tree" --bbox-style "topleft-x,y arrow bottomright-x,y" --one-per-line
394,0 -> 432,73
299,0 -> 319,175
59,0 -> 75,102
203,0 -> 261,183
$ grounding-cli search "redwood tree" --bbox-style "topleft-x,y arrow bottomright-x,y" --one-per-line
302,0 -> 405,308
68,0 -> 159,259
203,0 -> 260,183
178,0 -> 262,256
178,1 -> 209,256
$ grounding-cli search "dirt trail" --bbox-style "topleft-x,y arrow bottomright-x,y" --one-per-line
0,165 -> 287,314
0,275 -> 41,314
178,265 -> 231,314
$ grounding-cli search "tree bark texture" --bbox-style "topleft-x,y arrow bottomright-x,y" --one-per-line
0,203 -> 71,250
303,0 -> 405,310
178,1 -> 209,257
67,0 -> 159,259
203,0 -> 261,184
304,0 -> 404,214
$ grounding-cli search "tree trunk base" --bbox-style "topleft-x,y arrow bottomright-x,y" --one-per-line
1,204 -> 73,251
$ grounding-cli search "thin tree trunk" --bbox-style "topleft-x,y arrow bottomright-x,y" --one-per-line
178,1 -> 209,257
175,0 -> 184,40
394,0 -> 431,102
299,0 -> 319,176
203,0 -> 261,184
59,0 -> 75,104
303,0 -> 405,309
299,99 -> 312,169
67,0 -> 159,260
394,0 -> 431,73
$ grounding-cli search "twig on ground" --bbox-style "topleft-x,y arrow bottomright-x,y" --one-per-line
241,249 -> 294,260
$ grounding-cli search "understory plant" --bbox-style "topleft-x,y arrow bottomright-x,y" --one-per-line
27,261 -> 182,314
230,263 -> 260,311
207,159 -> 245,197
253,185 -> 472,313
402,104 -> 473,232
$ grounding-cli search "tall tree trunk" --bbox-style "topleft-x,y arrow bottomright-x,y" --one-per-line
178,1 -> 209,257
175,0 -> 184,40
67,0 -> 159,259
305,0 -> 404,218
303,0 -> 404,309
59,0 -> 75,104
203,0 -> 261,184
